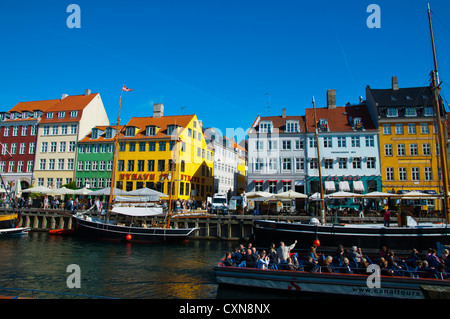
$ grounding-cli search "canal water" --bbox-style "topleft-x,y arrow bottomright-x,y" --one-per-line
0,232 -> 299,299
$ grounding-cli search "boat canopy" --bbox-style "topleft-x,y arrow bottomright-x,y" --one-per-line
111,206 -> 163,217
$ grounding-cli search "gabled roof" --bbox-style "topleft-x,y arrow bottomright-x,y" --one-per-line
8,99 -> 61,113
39,93 -> 99,124
367,86 -> 433,107
120,114 -> 196,140
253,115 -> 306,133
305,104 -> 376,133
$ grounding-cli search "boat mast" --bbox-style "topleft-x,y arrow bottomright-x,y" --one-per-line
108,90 -> 124,208
312,97 -> 325,223
166,135 -> 181,228
427,4 -> 450,223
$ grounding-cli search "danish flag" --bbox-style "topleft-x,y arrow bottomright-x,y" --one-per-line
122,85 -> 133,91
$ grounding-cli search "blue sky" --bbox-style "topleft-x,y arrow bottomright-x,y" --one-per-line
1,0 -> 449,141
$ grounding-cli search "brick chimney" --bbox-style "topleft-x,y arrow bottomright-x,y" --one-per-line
153,103 -> 164,118
327,89 -> 336,109
85,89 -> 91,96
392,76 -> 399,90
282,108 -> 286,118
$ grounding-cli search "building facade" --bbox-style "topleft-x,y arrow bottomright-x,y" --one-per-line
366,76 -> 445,210
247,109 -> 307,210
305,90 -> 381,208
114,103 -> 214,202
33,91 -> 109,188
0,99 -> 60,194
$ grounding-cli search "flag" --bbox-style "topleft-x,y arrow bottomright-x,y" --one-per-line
122,85 -> 133,92
177,137 -> 182,143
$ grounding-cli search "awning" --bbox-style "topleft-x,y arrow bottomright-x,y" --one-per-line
353,180 -> 365,192
282,180 -> 292,183
111,206 -> 164,216
268,180 -> 278,182
254,180 -> 264,183
324,181 -> 336,192
425,190 -> 438,195
338,181 -> 350,192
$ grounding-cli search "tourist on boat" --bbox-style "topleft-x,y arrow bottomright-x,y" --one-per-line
386,250 -> 404,270
276,240 -> 297,264
441,249 -> 450,271
231,248 -> 243,265
285,257 -> 298,271
335,244 -> 349,263
379,245 -> 388,259
406,248 -> 420,268
307,246 -> 319,262
340,258 -> 353,274
267,243 -> 277,264
426,248 -> 440,268
223,252 -> 234,267
437,261 -> 448,279
302,256 -> 317,272
256,251 -> 270,270
419,260 -> 439,278
349,246 -> 363,264
378,258 -> 394,276
321,256 -> 334,273
243,249 -> 257,267
383,209 -> 391,227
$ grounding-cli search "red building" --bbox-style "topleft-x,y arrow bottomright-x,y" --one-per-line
0,99 -> 59,194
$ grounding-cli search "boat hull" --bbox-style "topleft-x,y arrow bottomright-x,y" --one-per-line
0,227 -> 30,237
214,264 -> 450,299
74,216 -> 197,243
253,220 -> 450,250
0,213 -> 19,229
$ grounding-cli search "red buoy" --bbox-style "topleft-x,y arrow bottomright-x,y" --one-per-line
313,239 -> 320,247
125,234 -> 132,241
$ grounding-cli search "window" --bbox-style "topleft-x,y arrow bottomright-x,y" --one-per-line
295,157 -> 304,170
395,124 -> 403,135
282,140 -> 291,150
58,159 -> 64,170
338,158 -> 347,169
127,160 -> 135,171
21,126 -> 27,136
31,125 -> 37,136
67,159 -> 74,170
8,161 -> 14,172
39,159 -> 46,170
254,181 -> 263,192
352,157 -> 361,169
424,107 -> 433,116
405,107 -> 416,117
61,125 -> 68,135
125,126 -> 136,136
157,160 -> 165,171
58,111 -> 65,118
147,160 -> 155,171
408,123 -> 416,134
3,127 -> 9,137
337,137 -> 346,148
383,124 -> 391,135
268,140 -> 277,150
420,123 -> 429,134
397,144 -> 405,156
43,126 -> 49,135
46,112 -> 53,119
59,142 -> 66,152
367,157 -> 376,169
351,136 -> 360,147
117,160 -> 124,171
69,141 -> 76,152
129,142 -> 135,152
365,136 -> 375,147
159,142 -> 166,151
324,159 -> 333,169
268,158 -> 277,171
259,121 -> 273,133
27,161 -> 33,172
1,143 -> 7,155
70,124 -> 77,134
137,160 -> 145,171
386,167 -> 394,181
107,161 -> 113,171
17,161 -> 23,172
52,126 -> 58,135
309,137 -> 317,148
282,158 -> 291,171
282,181 -> 291,192
269,181 -> 277,194
398,167 -> 407,181
148,142 -> 156,151
386,108 -> 398,117
139,142 -> 146,152
423,143 -> 431,156
70,111 -> 78,118
48,159 -> 55,170
309,158 -> 318,169
167,125 -> 178,135
384,144 -> 392,156
425,167 -> 433,181
412,167 -> 420,181
19,143 -> 26,154
50,142 -> 57,152
85,161 -> 91,171
410,144 -> 418,156
286,121 -> 299,132
29,142 -> 35,154
323,137 -> 332,148
255,158 -> 263,171
10,143 -> 16,155
318,119 -> 328,131
92,161 -> 98,171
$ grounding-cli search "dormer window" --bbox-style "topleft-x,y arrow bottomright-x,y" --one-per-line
58,111 -> 65,118
353,117 -> 363,130
125,126 -> 137,137
167,124 -> 180,136
33,110 -> 42,118
145,125 -> 158,136
259,121 -> 273,133
91,128 -> 103,139
285,120 -> 299,133
318,119 -> 328,132
70,111 -> 78,118
424,106 -> 433,116
105,127 -> 115,139
405,107 -> 417,117
386,108 -> 398,117
46,112 -> 53,119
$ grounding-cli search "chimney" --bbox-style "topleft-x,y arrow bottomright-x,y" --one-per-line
153,103 -> 164,118
85,89 -> 91,96
327,89 -> 336,109
392,76 -> 399,90
282,108 -> 286,118
61,94 -> 69,100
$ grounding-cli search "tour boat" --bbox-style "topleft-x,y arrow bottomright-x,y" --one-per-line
214,260 -> 450,299
0,227 -> 30,237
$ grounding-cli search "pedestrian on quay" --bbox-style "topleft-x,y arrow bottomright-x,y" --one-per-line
383,209 -> 391,227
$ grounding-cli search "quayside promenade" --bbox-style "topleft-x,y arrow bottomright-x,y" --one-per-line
4,207 -> 447,241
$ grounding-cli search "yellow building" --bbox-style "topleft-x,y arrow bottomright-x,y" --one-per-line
366,78 -> 445,211
115,103 -> 214,202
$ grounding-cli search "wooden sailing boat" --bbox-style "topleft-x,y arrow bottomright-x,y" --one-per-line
252,6 -> 450,250
73,86 -> 198,242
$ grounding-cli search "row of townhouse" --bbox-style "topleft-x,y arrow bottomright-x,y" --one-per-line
247,76 -> 447,211
0,92 -> 247,203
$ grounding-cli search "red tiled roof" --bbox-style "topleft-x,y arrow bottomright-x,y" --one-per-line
39,93 -> 99,124
256,115 -> 306,133
8,99 -> 61,113
305,104 -> 376,133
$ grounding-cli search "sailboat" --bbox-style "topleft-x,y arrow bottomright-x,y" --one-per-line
252,6 -> 450,251
73,87 -> 198,243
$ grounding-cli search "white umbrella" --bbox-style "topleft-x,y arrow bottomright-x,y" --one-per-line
363,191 -> 399,198
309,192 -> 328,200
127,187 -> 168,198
72,187 -> 93,195
88,187 -> 130,196
245,191 -> 273,198
21,185 -> 52,194
47,187 -> 75,195
401,191 -> 436,199
274,189 -> 308,199
327,191 -> 363,198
